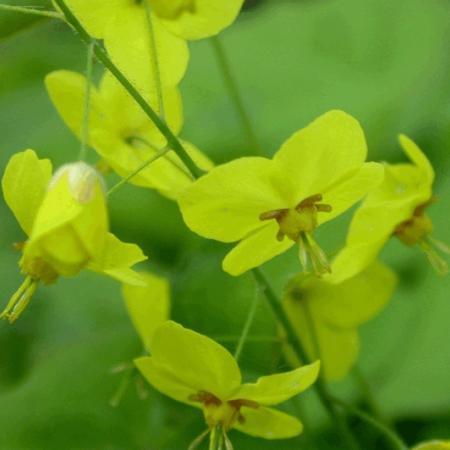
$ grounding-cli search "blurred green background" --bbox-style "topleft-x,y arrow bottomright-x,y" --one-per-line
1,0 -> 450,449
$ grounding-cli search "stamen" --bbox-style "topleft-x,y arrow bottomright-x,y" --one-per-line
419,238 -> 449,275
315,204 -> 332,213
0,276 -> 38,323
259,209 -> 287,221
188,429 -> 210,450
222,429 -> 234,450
298,232 -> 331,276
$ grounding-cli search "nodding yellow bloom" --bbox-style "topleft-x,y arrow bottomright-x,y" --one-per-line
282,262 -> 397,381
122,271 -> 170,350
135,321 -> 319,445
45,70 -> 212,200
1,150 -> 147,323
179,110 -> 384,276
328,135 -> 448,283
413,441 -> 450,450
60,0 -> 244,99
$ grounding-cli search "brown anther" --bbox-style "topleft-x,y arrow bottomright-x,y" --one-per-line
296,193 -> 323,209
13,242 -> 25,251
315,204 -> 332,213
259,209 -> 288,221
189,391 -> 222,407
229,398 -> 260,410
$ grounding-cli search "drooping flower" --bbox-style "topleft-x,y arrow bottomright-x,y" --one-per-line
282,261 -> 397,381
45,70 -> 212,200
60,0 -> 244,100
1,149 -> 147,323
412,441 -> 450,450
328,134 -> 448,283
179,110 -> 384,276
135,321 -> 320,445
122,271 -> 170,350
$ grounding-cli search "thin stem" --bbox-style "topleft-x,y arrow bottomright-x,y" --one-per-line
0,4 -> 62,19
109,367 -> 134,408
143,1 -> 165,119
53,0 -> 203,179
251,268 -> 360,450
233,287 -> 259,362
79,40 -> 95,161
107,146 -> 170,196
352,366 -> 391,426
331,395 -> 408,450
210,36 -> 262,156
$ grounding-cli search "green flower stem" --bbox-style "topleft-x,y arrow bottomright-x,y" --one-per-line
210,36 -> 262,156
107,146 -> 171,196
0,3 -> 62,19
53,0 -> 204,179
330,395 -> 408,450
79,40 -> 95,161
233,287 -> 260,361
252,268 -> 360,450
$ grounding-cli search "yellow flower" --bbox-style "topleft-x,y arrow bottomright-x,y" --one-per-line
179,110 -> 384,276
61,0 -> 244,100
283,261 -> 397,380
413,441 -> 450,450
1,149 -> 147,323
135,321 -> 320,444
328,134 -> 448,283
122,271 -> 170,350
45,70 -> 212,200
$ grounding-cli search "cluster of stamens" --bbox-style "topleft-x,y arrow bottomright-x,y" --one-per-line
260,194 -> 332,275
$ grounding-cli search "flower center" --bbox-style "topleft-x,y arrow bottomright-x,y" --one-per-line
260,194 -> 332,275
189,391 -> 259,431
394,200 -> 449,274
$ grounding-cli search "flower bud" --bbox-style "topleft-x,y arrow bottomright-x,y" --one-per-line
21,162 -> 108,280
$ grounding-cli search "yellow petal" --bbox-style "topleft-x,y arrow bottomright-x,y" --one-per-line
319,162 -> 384,224
274,110 -> 368,202
233,406 -> 303,440
45,70 -> 105,143
399,134 -> 434,185
179,157 -> 289,243
157,0 -> 245,40
87,233 -> 148,286
2,149 -> 52,235
25,163 -> 108,277
58,0 -> 121,38
122,272 -> 170,349
222,223 -> 294,276
146,321 -> 241,399
134,355 -> 200,406
104,5 -> 188,103
231,361 -> 319,405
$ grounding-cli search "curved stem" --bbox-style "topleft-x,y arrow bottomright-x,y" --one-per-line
79,40 -> 95,161
330,395 -> 408,450
210,36 -> 262,156
0,4 -> 62,19
252,268 -> 360,450
233,286 -> 259,361
53,0 -> 203,179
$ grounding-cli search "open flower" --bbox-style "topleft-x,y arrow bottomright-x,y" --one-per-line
328,135 -> 448,283
122,271 -> 170,350
1,150 -> 147,323
283,261 -> 397,380
135,321 -> 320,446
46,70 -> 212,199
179,110 -> 383,276
61,0 -> 244,99
413,441 -> 450,450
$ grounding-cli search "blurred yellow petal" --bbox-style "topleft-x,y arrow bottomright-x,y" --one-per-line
222,223 -> 294,276
45,70 -> 105,143
234,406 -> 303,440
399,134 -> 434,185
122,272 -> 170,349
2,149 -> 52,235
319,162 -> 384,224
158,0 -> 245,40
274,110 -> 368,201
148,321 -> 241,399
232,361 -> 319,405
413,441 -> 450,450
59,0 -> 122,38
134,355 -> 200,406
88,233 -> 147,286
179,157 -> 289,242
104,5 -> 188,102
